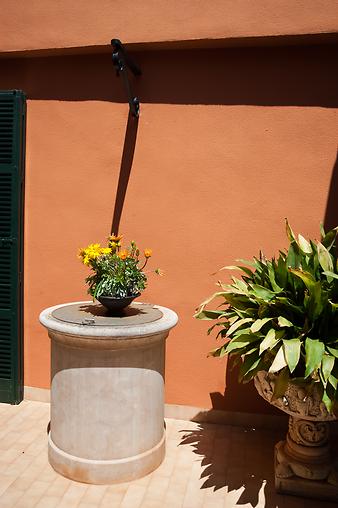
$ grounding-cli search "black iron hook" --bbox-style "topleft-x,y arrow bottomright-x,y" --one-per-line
111,39 -> 141,117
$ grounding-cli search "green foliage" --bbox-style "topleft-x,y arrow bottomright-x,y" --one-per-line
195,221 -> 338,413
85,254 -> 147,299
78,237 -> 159,299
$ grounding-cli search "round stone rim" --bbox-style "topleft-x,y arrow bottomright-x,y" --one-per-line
39,301 -> 178,338
51,302 -> 163,327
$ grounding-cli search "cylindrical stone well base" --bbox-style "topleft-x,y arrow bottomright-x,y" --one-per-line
40,301 -> 178,484
48,429 -> 166,484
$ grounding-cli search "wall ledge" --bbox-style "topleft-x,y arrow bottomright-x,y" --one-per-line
1,32 -> 337,59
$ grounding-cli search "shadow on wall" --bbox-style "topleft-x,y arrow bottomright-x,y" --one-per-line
111,111 -> 139,235
179,422 -> 285,507
208,359 -> 283,415
0,44 -> 337,107
324,151 -> 338,232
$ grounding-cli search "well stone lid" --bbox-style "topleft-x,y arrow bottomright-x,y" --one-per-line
51,302 -> 163,327
39,301 -> 178,338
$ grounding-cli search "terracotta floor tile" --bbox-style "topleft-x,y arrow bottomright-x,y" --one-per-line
35,495 -> 61,508
119,484 -> 147,508
0,475 -> 16,496
13,479 -> 50,507
45,475 -> 72,498
83,484 -> 108,504
100,489 -> 126,507
0,401 -> 336,508
0,483 -> 25,507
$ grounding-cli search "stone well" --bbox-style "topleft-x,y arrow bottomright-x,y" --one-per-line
39,301 -> 178,484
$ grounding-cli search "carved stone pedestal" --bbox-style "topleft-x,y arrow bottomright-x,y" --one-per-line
254,371 -> 338,501
275,416 -> 338,501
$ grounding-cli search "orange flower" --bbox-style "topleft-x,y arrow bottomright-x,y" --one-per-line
109,234 -> 123,243
77,248 -> 86,259
118,249 -> 129,260
108,234 -> 123,251
144,248 -> 152,258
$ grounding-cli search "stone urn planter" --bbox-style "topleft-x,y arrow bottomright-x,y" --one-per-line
255,370 -> 338,501
40,301 -> 178,484
195,223 -> 338,502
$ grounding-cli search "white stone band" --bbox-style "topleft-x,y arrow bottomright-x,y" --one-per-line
39,301 -> 178,338
48,431 -> 166,484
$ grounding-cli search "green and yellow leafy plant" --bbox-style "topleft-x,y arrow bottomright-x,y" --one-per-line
78,234 -> 162,299
195,221 -> 338,413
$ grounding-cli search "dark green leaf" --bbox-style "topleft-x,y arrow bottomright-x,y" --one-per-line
239,351 -> 261,381
233,327 -> 252,338
286,243 -> 300,269
227,317 -> 253,336
328,374 -> 338,390
283,338 -> 301,373
267,262 -> 283,292
289,269 -> 316,290
317,242 -> 334,272
327,347 -> 338,359
194,310 -> 224,320
322,389 -> 334,413
231,277 -> 249,293
322,271 -> 338,281
208,346 -> 226,357
321,228 -> 337,250
249,285 -> 276,301
321,355 -> 335,382
278,316 -> 293,327
306,281 -> 326,320
285,219 -> 296,243
272,368 -> 290,400
250,317 -> 272,333
305,338 -> 325,378
236,258 -> 256,267
225,335 -> 260,354
259,329 -> 284,355
320,222 -> 326,239
220,265 -> 253,277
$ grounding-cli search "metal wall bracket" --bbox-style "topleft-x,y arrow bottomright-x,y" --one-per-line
111,39 -> 142,117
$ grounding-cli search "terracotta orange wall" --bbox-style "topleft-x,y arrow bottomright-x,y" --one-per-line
1,0 -> 338,53
1,44 -> 337,413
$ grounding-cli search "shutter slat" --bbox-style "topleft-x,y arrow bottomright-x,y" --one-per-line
0,317 -> 11,379
0,90 -> 25,404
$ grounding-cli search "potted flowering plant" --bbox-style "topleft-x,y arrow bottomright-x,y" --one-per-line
195,221 -> 338,499
78,234 -> 162,312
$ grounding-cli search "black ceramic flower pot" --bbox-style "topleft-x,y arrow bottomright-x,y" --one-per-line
97,293 -> 140,313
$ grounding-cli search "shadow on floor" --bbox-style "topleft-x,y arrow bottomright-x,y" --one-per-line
179,422 -> 285,507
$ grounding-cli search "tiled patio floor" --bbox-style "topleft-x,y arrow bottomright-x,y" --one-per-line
0,401 -> 336,508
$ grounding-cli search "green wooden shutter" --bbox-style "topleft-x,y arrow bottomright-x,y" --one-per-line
0,90 -> 26,404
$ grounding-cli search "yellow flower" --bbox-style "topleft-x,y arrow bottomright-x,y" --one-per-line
78,243 -> 104,266
118,249 -> 129,260
100,247 -> 111,255
86,243 -> 102,260
83,255 -> 91,266
144,248 -> 152,258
